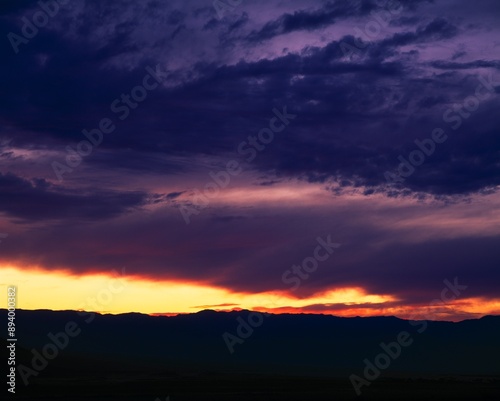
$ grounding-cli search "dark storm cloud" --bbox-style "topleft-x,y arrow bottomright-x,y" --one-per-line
430,60 -> 500,70
165,191 -> 185,200
1,201 -> 499,306
246,0 -> 434,43
383,17 -> 458,46
0,0 -> 39,15
246,1 -> 356,42
0,0 -> 499,308
0,172 -> 150,221
0,0 -> 498,197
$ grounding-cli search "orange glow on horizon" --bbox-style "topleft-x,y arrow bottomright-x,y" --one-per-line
1,265 -> 498,321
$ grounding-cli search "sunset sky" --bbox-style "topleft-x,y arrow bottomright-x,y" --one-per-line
1,0 -> 500,321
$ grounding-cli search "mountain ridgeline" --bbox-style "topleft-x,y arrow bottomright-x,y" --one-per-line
2,309 -> 499,400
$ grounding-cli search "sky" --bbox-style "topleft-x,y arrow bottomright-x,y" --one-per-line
0,0 -> 500,321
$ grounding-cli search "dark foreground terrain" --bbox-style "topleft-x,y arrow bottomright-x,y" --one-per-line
10,372 -> 500,401
2,309 -> 500,400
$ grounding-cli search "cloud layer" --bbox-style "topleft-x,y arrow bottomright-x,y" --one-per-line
1,0 -> 499,317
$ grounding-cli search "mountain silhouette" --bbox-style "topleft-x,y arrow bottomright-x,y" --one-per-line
2,309 -> 499,400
